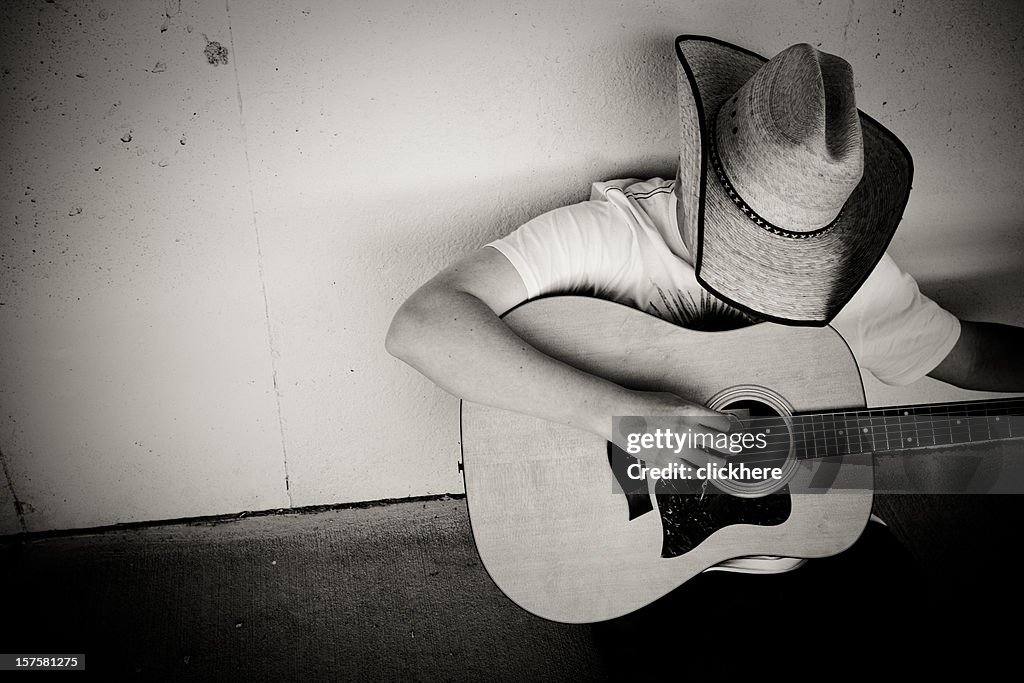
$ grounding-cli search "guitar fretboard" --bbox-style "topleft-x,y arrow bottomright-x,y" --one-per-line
786,398 -> 1024,460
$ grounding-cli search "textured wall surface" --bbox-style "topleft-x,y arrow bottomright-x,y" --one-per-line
1,0 -> 1022,532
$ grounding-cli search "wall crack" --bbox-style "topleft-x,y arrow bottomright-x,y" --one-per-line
225,0 -> 293,507
0,444 -> 29,533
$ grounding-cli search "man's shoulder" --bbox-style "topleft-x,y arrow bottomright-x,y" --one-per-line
511,176 -> 676,238
589,177 -> 675,202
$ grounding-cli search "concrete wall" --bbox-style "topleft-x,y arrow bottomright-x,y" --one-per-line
1,0 -> 1022,533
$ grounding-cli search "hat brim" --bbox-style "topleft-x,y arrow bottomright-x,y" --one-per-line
675,35 -> 914,326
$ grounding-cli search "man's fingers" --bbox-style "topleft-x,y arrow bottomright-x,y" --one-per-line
650,425 -> 732,469
683,407 -> 733,434
612,404 -> 740,470
670,446 -> 726,471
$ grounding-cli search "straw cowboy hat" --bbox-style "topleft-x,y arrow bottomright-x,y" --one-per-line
674,36 -> 914,325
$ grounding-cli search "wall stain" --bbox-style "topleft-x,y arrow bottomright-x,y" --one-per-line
161,0 -> 182,33
202,35 -> 229,66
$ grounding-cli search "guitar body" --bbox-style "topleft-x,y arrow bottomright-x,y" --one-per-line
460,297 -> 873,623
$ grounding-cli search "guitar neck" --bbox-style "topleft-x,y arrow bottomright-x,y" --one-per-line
789,397 -> 1024,460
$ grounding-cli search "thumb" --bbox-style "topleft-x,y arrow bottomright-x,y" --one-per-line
691,408 -> 733,434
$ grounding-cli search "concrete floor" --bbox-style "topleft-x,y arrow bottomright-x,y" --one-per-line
1,497 -> 612,681
2,495 -> 1022,681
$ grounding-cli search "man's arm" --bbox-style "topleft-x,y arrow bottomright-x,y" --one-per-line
928,320 -> 1024,391
385,246 -> 730,455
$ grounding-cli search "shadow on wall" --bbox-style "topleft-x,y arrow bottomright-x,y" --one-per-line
373,159 -> 679,284
919,265 -> 1024,323
903,218 -> 1024,322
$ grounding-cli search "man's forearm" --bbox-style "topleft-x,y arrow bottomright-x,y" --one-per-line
386,285 -> 636,440
962,321 -> 1024,391
930,320 -> 1024,392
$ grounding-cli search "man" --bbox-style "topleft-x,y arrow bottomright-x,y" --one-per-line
387,36 -> 1023,673
387,36 -> 1022,466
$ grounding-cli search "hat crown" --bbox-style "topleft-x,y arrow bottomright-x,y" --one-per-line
674,35 -> 913,323
714,43 -> 864,233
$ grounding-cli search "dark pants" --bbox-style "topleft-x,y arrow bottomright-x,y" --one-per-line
592,496 -> 1022,679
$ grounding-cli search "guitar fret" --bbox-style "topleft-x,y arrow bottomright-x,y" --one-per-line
793,417 -> 807,460
883,409 -> 902,452
897,408 -> 919,450
821,413 -> 837,457
794,417 -> 811,458
967,408 -> 990,443
827,413 -> 843,456
856,411 -> 873,453
811,414 -> 824,459
802,417 -> 814,459
917,406 -> 936,447
803,416 -> 815,459
815,413 -> 828,457
989,404 -> 1012,440
934,405 -> 953,446
848,413 -> 864,454
949,412 -> 970,444
870,413 -> 889,452
838,415 -> 852,455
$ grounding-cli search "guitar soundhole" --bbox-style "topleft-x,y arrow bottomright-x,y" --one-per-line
721,399 -> 793,486
655,399 -> 792,558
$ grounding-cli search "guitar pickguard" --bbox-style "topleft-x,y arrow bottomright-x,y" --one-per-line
607,442 -> 792,557
607,442 -> 654,520
654,478 -> 791,558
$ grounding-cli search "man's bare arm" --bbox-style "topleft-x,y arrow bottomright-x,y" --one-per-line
385,247 -> 729,454
928,320 -> 1024,391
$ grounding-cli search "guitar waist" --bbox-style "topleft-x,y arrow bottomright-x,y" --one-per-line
705,515 -> 888,574
705,556 -> 807,574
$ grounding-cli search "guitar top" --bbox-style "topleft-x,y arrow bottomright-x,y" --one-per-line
460,297 -> 871,623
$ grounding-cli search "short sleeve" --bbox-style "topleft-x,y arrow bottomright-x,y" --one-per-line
486,200 -> 640,300
831,253 -> 961,386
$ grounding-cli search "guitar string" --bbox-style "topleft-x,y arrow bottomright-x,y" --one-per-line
718,396 -> 1024,427
705,429 -> 1024,465
661,418 -> 1018,448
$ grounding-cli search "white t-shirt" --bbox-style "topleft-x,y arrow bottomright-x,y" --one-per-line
490,177 -> 960,386
488,177 -> 962,573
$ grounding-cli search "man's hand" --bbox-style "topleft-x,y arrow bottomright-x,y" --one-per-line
610,389 -> 733,470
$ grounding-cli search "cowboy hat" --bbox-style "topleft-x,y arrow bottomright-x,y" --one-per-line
675,36 -> 913,325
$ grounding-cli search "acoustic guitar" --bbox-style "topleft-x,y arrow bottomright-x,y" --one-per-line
459,297 -> 1024,623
